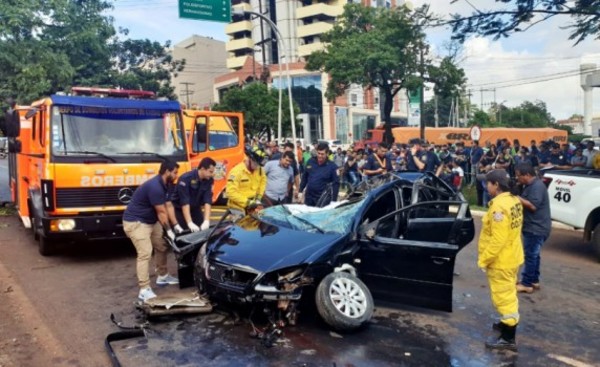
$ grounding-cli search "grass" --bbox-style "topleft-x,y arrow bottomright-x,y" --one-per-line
460,184 -> 487,212
0,205 -> 16,217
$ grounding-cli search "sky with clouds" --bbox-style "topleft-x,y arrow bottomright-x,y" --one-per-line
110,0 -> 600,121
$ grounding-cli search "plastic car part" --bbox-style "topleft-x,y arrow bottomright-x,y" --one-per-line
105,314 -> 148,367
316,272 -> 374,331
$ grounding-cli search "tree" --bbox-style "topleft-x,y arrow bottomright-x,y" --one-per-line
211,82 -> 299,138
468,100 -> 556,128
0,0 -> 183,106
426,56 -> 467,126
447,0 -> 600,45
306,4 -> 427,144
110,37 -> 185,99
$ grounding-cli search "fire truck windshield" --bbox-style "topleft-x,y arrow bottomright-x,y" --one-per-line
50,106 -> 186,159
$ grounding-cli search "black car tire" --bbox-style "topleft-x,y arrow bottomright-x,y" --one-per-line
316,272 -> 374,331
38,236 -> 56,256
592,222 -> 600,262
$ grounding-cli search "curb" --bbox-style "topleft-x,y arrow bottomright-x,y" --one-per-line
470,210 -> 576,231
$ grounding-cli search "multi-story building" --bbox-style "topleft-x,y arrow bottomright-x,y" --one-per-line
172,35 -> 229,108
216,0 -> 411,144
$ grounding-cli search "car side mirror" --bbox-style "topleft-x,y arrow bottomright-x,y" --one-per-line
359,221 -> 376,240
5,109 -> 20,138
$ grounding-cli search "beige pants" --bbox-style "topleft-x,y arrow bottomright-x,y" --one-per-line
123,221 -> 168,289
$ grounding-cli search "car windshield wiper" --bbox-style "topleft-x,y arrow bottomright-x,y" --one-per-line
116,152 -> 170,161
281,205 -> 324,234
63,150 -> 116,162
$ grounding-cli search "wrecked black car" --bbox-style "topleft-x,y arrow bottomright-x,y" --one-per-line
176,172 -> 475,332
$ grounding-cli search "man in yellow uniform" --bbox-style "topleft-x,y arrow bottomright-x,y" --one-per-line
478,169 -> 524,352
593,150 -> 600,169
226,146 -> 267,214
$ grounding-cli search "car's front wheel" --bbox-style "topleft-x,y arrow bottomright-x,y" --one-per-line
316,272 -> 374,331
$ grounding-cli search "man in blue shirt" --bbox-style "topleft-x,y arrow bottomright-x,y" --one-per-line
406,138 -> 426,171
123,160 -> 180,302
300,142 -> 339,207
470,140 -> 484,185
167,157 -> 215,233
362,142 -> 393,178
263,151 -> 295,206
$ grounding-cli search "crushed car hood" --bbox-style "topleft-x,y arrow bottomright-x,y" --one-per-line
207,222 -> 343,273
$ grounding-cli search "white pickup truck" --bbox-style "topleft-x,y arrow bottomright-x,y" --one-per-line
542,169 -> 600,261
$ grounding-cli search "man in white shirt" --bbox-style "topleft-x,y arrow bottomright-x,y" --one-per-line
582,141 -> 598,168
262,151 -> 295,207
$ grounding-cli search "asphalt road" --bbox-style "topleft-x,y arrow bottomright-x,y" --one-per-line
0,210 -> 599,367
0,158 -> 9,204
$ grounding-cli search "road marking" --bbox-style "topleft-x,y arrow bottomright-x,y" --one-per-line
548,354 -> 595,367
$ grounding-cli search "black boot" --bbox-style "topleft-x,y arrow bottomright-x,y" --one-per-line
492,322 -> 503,332
486,324 -> 517,351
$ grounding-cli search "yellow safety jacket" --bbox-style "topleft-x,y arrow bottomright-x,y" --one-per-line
593,153 -> 600,169
478,192 -> 524,270
226,162 -> 267,211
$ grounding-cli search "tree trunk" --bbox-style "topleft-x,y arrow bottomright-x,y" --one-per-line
382,88 -> 394,145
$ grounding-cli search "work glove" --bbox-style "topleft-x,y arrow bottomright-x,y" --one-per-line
200,220 -> 210,231
173,224 -> 184,234
187,221 -> 200,233
297,192 -> 303,203
166,229 -> 176,242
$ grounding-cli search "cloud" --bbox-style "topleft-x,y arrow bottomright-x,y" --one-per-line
413,1 -> 600,120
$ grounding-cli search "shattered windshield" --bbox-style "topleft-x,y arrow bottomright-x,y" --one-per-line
259,201 -> 364,234
50,106 -> 186,157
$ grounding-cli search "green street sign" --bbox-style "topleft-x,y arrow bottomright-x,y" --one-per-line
179,0 -> 231,23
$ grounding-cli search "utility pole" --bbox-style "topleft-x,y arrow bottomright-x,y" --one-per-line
419,46 -> 425,140
180,82 -> 194,107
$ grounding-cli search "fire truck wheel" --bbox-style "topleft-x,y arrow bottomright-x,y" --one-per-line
38,236 -> 56,256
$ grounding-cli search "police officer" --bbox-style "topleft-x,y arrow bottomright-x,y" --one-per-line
167,157 -> 216,233
123,160 -> 180,303
478,169 -> 524,351
299,142 -> 339,207
226,146 -> 267,214
362,142 -> 393,178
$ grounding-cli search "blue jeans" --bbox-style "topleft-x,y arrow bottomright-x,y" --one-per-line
521,232 -> 547,286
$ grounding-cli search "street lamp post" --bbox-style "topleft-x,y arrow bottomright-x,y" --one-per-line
232,8 -> 297,151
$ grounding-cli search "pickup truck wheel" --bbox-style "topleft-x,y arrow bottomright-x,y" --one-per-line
316,272 -> 373,331
38,236 -> 56,256
592,223 -> 600,262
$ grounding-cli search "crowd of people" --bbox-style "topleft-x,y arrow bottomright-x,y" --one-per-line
120,134 -> 596,353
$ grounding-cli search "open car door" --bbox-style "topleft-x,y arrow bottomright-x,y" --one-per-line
357,179 -> 474,312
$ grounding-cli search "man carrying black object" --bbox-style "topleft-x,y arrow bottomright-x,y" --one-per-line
167,157 -> 216,233
123,160 -> 180,303
363,142 -> 393,178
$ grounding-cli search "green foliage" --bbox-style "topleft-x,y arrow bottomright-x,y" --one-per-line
469,109 -> 492,126
211,82 -> 300,137
428,57 -> 467,99
469,100 -> 556,128
0,0 -> 183,107
448,0 -> 600,45
307,4 -> 429,143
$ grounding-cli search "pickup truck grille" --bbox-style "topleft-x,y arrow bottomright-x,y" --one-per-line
55,187 -> 138,208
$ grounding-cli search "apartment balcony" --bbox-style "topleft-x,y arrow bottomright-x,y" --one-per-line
296,3 -> 343,20
226,38 -> 254,52
298,42 -> 325,57
227,55 -> 248,70
225,20 -> 252,35
297,21 -> 334,38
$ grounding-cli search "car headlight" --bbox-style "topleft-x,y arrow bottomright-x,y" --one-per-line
50,219 -> 76,232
